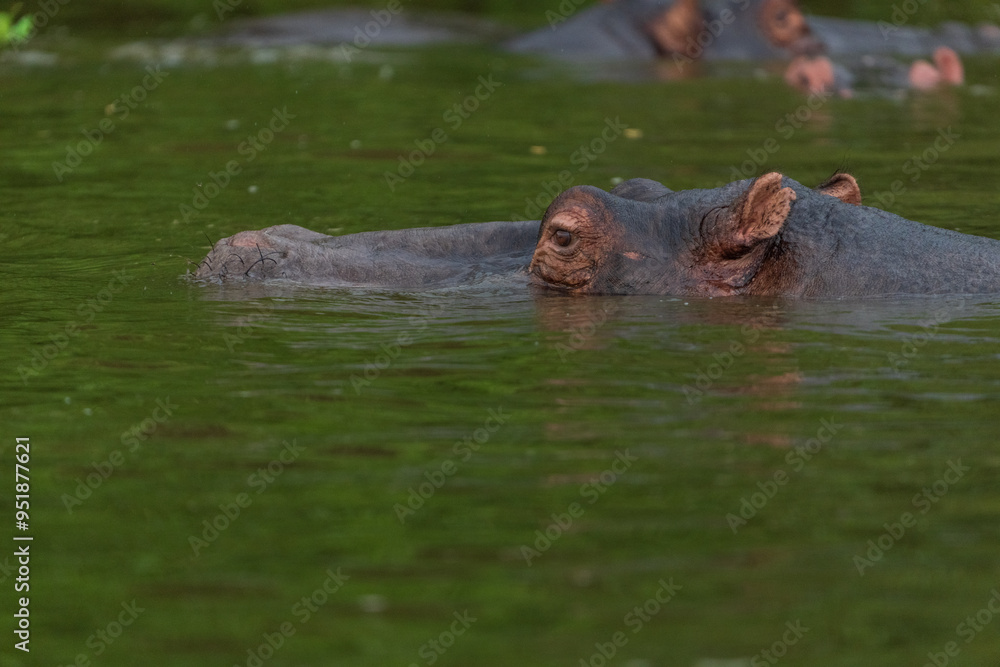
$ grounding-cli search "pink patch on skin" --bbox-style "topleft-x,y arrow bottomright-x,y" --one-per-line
909,59 -> 941,90
228,231 -> 272,248
909,49 -> 964,90
934,47 -> 964,86
623,251 -> 643,260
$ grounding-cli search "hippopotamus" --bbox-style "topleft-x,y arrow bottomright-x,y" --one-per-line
504,0 -> 820,62
696,0 -> 970,92
784,47 -> 965,95
504,0 -> 972,93
522,0 -> 1000,61
503,0 -> 689,61
807,13 -> 1000,58
195,172 -> 1000,297
699,0 -> 1000,60
195,219 -> 538,287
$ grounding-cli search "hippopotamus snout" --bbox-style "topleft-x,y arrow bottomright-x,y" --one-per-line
196,226 -> 299,281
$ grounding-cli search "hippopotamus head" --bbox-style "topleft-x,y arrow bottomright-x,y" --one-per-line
750,0 -> 821,56
529,172 -> 860,296
669,0 -> 823,59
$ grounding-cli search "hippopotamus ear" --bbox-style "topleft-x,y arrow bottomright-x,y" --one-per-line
610,178 -> 672,203
816,173 -> 861,205
720,172 -> 796,254
645,0 -> 703,58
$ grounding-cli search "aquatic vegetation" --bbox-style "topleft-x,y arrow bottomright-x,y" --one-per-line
0,5 -> 32,48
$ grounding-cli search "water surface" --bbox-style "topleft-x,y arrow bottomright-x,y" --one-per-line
2,34 -> 1000,667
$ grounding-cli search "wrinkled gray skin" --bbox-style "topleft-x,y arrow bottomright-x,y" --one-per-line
532,175 -> 1000,297
196,174 -> 1000,297
195,220 -> 539,288
194,177 -> 675,288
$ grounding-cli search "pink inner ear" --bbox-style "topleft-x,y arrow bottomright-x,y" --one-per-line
817,174 -> 862,205
623,252 -> 643,260
735,173 -> 796,246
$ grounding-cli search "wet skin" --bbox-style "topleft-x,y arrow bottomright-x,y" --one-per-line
195,220 -> 539,288
196,172 -> 1000,298
531,173 -> 1000,297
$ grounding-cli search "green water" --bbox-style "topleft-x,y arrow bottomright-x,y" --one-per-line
3,29 -> 1000,667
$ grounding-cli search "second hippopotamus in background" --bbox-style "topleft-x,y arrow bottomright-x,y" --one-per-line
507,0 -> 983,92
504,0 -> 821,62
509,0 -> 999,62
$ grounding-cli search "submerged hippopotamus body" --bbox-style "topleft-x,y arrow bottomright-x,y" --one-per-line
509,0 -> 980,92
517,0 -> 998,61
505,0 -> 819,62
195,173 -> 1000,298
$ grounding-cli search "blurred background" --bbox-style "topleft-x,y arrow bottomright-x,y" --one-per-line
3,2 -> 1000,667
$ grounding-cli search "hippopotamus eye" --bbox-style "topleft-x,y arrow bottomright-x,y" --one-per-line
553,230 -> 573,247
